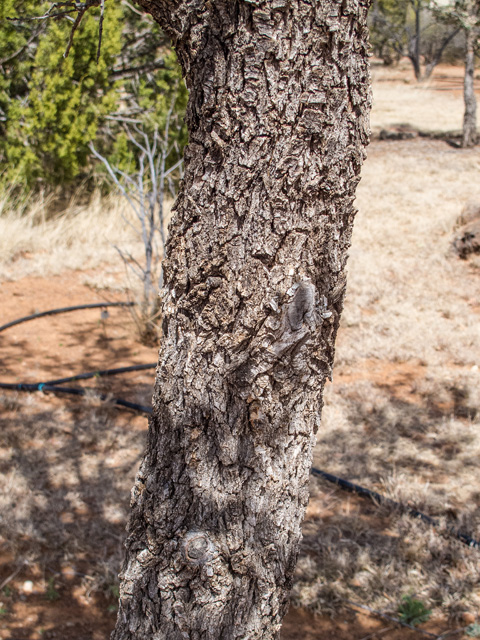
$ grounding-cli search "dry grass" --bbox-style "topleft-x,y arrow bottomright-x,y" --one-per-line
0,190 -> 131,280
370,60 -> 474,135
0,189 -> 173,292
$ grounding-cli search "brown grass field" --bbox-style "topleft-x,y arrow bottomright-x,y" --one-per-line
0,61 -> 479,639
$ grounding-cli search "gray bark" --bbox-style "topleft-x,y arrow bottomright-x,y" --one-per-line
462,19 -> 478,148
112,1 -> 371,638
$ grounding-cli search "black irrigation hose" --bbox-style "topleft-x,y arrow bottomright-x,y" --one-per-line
42,363 -> 157,387
0,379 -> 152,415
0,301 -> 135,334
0,365 -> 157,414
1,303 -> 479,552
38,384 -> 153,415
0,303 -> 151,414
311,466 -> 480,550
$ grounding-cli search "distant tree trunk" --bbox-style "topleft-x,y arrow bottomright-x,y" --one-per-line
112,1 -> 371,639
462,20 -> 478,148
408,0 -> 422,80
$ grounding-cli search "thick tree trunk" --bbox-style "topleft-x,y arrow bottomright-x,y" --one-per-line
462,23 -> 478,148
112,1 -> 371,638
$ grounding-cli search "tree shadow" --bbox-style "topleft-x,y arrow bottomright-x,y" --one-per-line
0,383 -> 149,639
297,374 -> 480,625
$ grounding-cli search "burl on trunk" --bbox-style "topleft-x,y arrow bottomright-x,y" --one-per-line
112,1 -> 371,638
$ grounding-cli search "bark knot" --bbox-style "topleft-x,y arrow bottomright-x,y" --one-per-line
183,531 -> 215,566
287,281 -> 316,331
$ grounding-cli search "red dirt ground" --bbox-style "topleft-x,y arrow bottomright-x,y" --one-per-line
1,269 -> 475,639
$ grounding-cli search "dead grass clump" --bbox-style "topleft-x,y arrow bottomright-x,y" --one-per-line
0,190 -> 132,279
0,188 -> 174,287
456,201 -> 480,228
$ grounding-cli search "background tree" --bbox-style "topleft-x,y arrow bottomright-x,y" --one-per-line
431,0 -> 479,146
370,0 -> 461,80
108,1 -> 372,639
460,0 -> 479,146
0,0 -> 44,166
5,3 -> 124,186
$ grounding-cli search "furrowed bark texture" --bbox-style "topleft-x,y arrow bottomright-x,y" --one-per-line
113,1 -> 371,638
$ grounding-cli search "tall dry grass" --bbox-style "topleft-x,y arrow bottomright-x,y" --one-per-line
0,188 -> 173,288
0,189 -> 132,280
370,60 -> 475,135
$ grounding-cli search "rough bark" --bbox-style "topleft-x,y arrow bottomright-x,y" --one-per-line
112,1 -> 371,638
462,20 -> 478,148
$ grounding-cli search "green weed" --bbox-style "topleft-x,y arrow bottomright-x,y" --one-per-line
466,623 -> 480,638
45,577 -> 60,601
397,594 -> 432,627
109,583 -> 120,599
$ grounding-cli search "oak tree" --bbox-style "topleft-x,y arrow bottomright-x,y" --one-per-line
112,1 -> 372,638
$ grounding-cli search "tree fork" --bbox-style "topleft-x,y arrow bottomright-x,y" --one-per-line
112,1 -> 371,638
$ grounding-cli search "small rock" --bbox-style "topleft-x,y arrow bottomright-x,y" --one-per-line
463,612 -> 476,625
452,218 -> 480,259
22,580 -> 34,594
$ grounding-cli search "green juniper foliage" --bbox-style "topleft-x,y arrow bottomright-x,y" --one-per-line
0,1 -> 187,191
5,3 -> 123,186
0,0 -> 40,153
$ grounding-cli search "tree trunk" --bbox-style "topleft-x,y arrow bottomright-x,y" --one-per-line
462,21 -> 478,148
407,0 -> 422,81
112,1 -> 371,638
414,0 -> 422,80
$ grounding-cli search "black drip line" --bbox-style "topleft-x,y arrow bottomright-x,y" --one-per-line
0,301 -> 135,334
1,303 -> 479,552
311,467 -> 480,550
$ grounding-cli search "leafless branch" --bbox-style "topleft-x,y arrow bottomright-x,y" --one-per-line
90,116 -> 183,343
64,6 -> 87,58
88,143 -> 142,218
110,61 -> 166,80
8,1 -> 103,60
